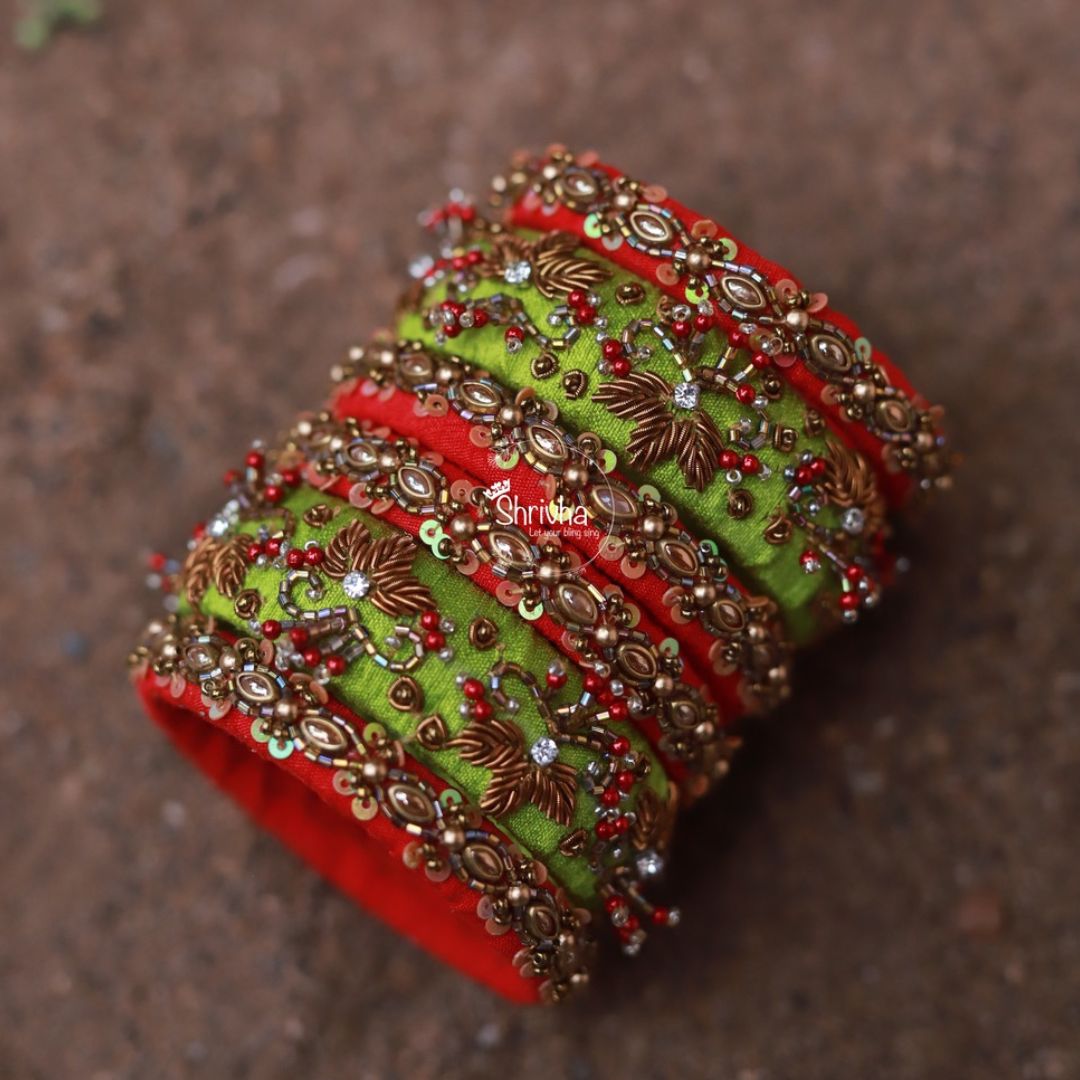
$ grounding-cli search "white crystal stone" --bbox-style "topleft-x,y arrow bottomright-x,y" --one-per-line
672,382 -> 701,410
342,570 -> 371,599
529,736 -> 559,768
842,508 -> 866,535
504,260 -> 532,285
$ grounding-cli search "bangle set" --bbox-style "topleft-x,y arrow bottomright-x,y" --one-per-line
130,146 -> 949,1004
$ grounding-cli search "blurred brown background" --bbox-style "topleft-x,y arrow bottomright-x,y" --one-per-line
2,1 -> 1078,1077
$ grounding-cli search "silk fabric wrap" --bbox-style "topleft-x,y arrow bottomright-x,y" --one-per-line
129,147 -> 948,1005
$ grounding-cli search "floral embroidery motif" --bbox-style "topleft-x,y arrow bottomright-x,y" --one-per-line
322,519 -> 435,616
593,370 -> 726,490
448,711 -> 578,825
482,230 -> 611,300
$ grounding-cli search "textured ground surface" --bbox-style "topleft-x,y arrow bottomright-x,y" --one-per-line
3,1 -> 1079,1077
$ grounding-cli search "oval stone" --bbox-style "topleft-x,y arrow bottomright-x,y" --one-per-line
340,439 -> 380,473
628,207 -> 674,246
235,669 -> 281,706
457,380 -> 502,415
587,482 -> 639,524
655,537 -> 699,578
809,333 -> 854,374
558,167 -> 600,203
551,582 -> 600,627
524,422 -> 568,467
667,696 -> 701,730
488,527 -> 536,573
875,397 -> 915,433
720,273 -> 767,311
183,643 -> 217,673
298,714 -> 349,754
523,900 -> 561,942
385,781 -> 437,826
461,841 -> 507,885
615,641 -> 659,684
395,464 -> 438,504
399,351 -> 435,385
708,598 -> 747,634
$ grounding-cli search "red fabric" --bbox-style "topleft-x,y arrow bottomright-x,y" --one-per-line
508,156 -> 935,508
137,668 -> 541,1003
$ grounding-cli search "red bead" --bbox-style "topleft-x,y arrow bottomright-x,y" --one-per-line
609,700 -> 629,722
245,451 -> 264,469
736,385 -> 756,405
595,820 -> 616,841
727,329 -> 746,349
462,678 -> 485,700
466,249 -> 483,265
671,319 -> 690,339
286,549 -> 305,569
472,699 -> 493,721
616,770 -> 635,793
719,449 -> 740,470
148,552 -> 167,572
583,672 -> 606,694
693,313 -> 714,333
444,323 -> 461,338
800,550 -> 820,569
263,484 -> 283,504
459,204 -> 476,223
567,289 -> 586,307
424,630 -> 446,651
750,351 -> 771,369
504,325 -> 525,343
622,913 -> 640,932
222,469 -> 240,486
280,468 -> 301,487
651,907 -> 670,926
575,303 -> 597,325
611,358 -> 631,377
613,815 -> 630,835
810,457 -> 827,477
610,736 -> 631,757
451,255 -> 466,271
420,610 -> 441,631
245,542 -> 263,563
546,670 -> 567,689
302,646 -> 322,667
325,655 -> 347,676
795,465 -> 814,486
191,522 -> 206,540
601,338 -> 623,360
261,619 -> 282,639
304,546 -> 324,566
472,309 -> 489,328
604,895 -> 624,914
601,786 -> 621,807
845,564 -> 865,583
265,538 -> 282,557
289,627 -> 309,647
839,592 -> 861,612
741,454 -> 760,474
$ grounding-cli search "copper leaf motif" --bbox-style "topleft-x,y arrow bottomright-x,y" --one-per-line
448,714 -> 577,826
595,372 -> 724,490
323,521 -> 435,617
529,231 -> 611,299
210,534 -> 252,599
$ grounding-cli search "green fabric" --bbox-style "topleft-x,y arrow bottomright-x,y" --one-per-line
397,238 -> 854,644
193,485 -> 668,908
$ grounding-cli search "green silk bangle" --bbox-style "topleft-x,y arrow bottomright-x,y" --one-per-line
397,235 -> 865,644
191,484 -> 670,906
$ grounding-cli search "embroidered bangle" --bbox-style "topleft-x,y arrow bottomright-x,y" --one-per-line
131,146 -> 948,1004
